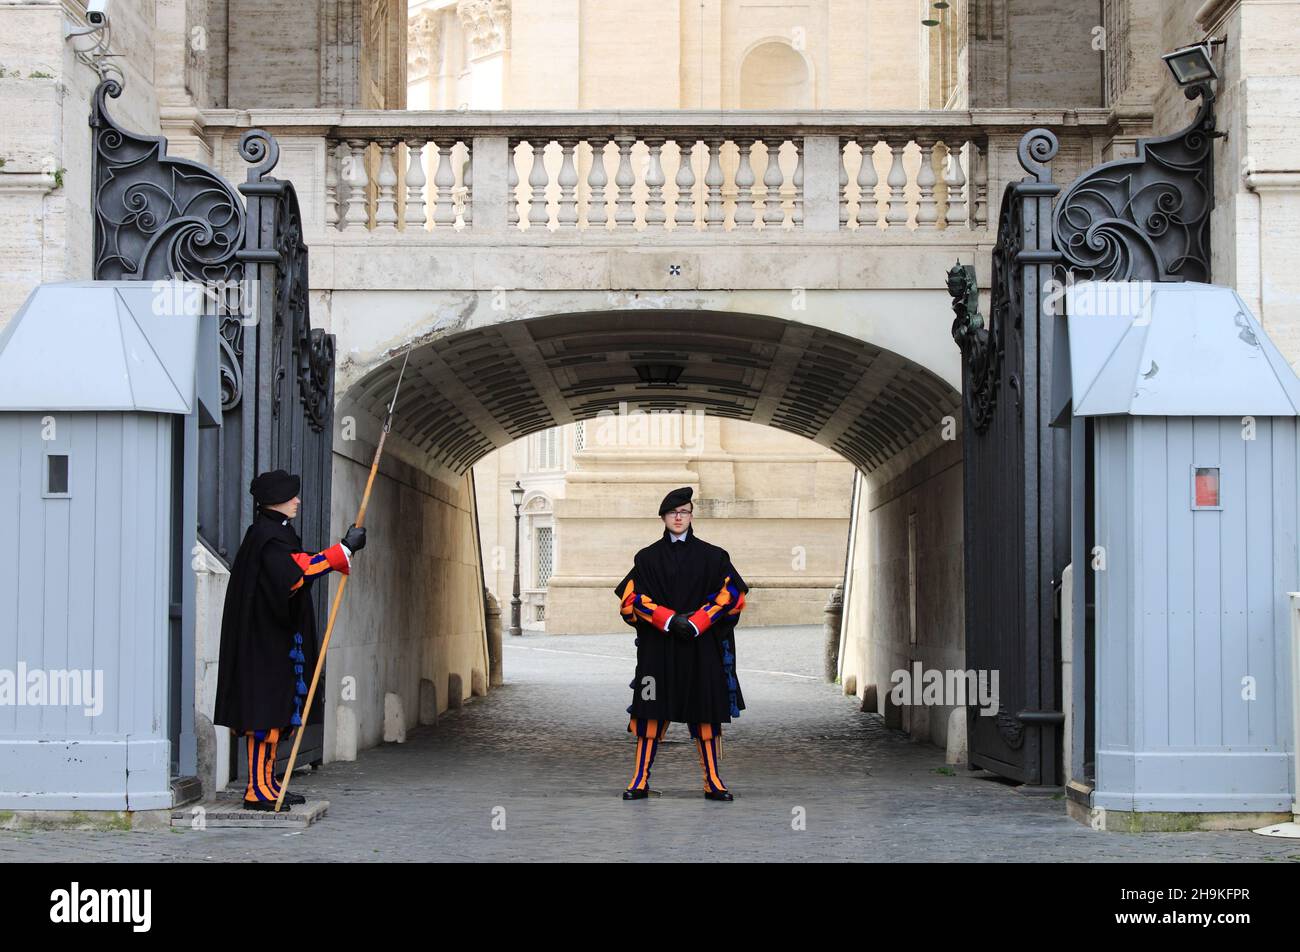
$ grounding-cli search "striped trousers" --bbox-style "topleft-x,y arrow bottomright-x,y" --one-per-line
626,718 -> 728,793
243,728 -> 289,803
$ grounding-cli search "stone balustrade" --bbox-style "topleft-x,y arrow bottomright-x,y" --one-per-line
200,109 -> 1115,242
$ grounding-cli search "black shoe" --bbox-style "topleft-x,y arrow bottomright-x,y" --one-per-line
623,788 -> 653,800
703,790 -> 734,802
242,798 -> 290,812
275,790 -> 306,805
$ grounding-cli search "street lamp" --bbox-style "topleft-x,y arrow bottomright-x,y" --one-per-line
509,480 -> 524,636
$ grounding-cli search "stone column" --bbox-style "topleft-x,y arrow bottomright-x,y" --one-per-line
486,589 -> 504,687
823,583 -> 843,682
457,0 -> 511,109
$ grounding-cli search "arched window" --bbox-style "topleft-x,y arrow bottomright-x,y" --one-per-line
739,41 -> 812,109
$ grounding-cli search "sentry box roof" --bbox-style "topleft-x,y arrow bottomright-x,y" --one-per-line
1057,281 -> 1300,420
0,281 -> 222,424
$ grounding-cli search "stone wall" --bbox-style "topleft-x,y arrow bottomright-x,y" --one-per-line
0,0 -> 164,329
841,439 -> 964,753
324,434 -> 490,761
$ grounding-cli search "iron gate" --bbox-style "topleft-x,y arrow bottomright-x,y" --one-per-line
952,79 -> 1217,787
90,79 -> 336,776
950,130 -> 1068,786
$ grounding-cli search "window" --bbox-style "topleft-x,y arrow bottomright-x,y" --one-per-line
536,525 -> 553,587
45,454 -> 69,497
1192,465 -> 1221,509
534,429 -> 561,471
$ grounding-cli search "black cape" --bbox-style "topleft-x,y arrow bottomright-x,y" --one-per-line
614,523 -> 748,725
213,509 -> 326,733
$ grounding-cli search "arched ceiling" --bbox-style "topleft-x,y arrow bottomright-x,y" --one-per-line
342,309 -> 960,477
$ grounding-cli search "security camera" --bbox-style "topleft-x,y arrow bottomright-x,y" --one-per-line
86,0 -> 110,27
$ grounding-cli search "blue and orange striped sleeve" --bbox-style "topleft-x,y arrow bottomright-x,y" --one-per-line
686,573 -> 747,635
287,543 -> 350,593
617,571 -> 675,633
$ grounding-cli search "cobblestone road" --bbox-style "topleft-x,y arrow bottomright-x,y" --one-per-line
2,625 -> 1297,862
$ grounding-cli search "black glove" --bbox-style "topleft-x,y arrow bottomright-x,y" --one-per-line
668,614 -> 696,640
342,524 -> 367,553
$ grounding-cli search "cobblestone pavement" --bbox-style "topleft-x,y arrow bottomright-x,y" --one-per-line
2,625 -> 1297,862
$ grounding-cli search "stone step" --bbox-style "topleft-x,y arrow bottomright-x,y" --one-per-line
170,800 -> 330,830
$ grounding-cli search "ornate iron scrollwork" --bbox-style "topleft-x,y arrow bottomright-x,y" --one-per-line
950,129 -> 1060,432
91,79 -> 246,285
948,261 -> 997,431
92,79 -> 250,410
235,127 -> 333,434
1052,83 -> 1215,282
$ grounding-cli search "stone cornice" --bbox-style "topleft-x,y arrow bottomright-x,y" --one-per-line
197,106 -> 1119,138
1244,169 -> 1300,192
1195,0 -> 1240,30
0,170 -> 58,195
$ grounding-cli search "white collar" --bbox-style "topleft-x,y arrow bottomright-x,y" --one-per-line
669,529 -> 688,542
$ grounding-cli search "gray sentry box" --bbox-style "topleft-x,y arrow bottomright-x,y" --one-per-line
0,281 -> 220,810
1062,281 -> 1300,813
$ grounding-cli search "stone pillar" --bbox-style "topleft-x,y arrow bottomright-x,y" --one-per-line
486,589 -> 504,687
457,0 -> 510,109
800,135 -> 842,232
471,135 -> 509,234
823,583 -> 843,682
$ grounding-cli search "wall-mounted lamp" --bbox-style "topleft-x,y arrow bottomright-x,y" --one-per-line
1162,38 -> 1225,88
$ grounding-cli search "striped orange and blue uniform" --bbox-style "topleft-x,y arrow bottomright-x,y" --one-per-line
288,543 -> 350,592
619,575 -> 745,635
244,542 -> 349,804
245,727 -> 284,802
621,576 -> 745,793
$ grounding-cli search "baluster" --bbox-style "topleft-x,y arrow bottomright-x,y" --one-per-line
838,140 -> 850,229
342,139 -> 370,231
856,138 -> 879,229
674,139 -> 697,230
325,141 -> 342,229
587,137 -> 609,228
557,138 -> 579,227
885,139 -> 909,228
614,136 -> 636,229
508,140 -> 521,228
374,139 -> 399,231
526,139 -> 549,230
791,141 -> 804,226
973,142 -> 988,226
763,139 -> 785,229
431,140 -> 457,228
733,137 -> 756,229
944,141 -> 967,228
704,138 -> 724,228
403,139 -> 427,232
459,143 -> 472,227
644,138 -> 667,227
915,138 -> 938,228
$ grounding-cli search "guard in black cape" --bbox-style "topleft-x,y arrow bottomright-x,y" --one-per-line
615,486 -> 748,801
214,469 -> 369,811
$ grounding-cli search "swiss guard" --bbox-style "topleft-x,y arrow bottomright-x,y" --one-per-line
214,469 -> 368,811
615,486 -> 748,802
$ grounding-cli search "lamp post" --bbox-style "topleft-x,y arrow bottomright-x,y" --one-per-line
510,480 -> 524,636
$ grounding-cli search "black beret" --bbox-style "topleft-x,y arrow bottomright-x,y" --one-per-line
250,469 -> 300,506
658,486 -> 694,516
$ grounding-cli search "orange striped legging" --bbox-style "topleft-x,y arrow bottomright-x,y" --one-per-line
626,718 -> 727,793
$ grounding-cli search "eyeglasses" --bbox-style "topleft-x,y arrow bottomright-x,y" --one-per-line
666,509 -> 693,517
